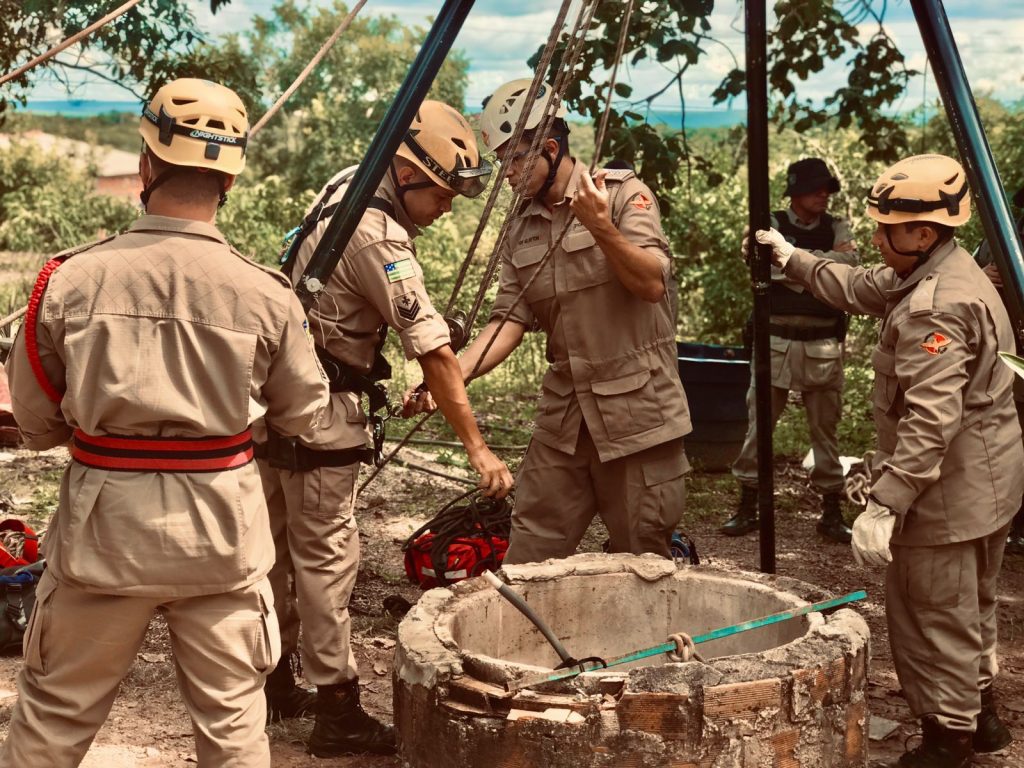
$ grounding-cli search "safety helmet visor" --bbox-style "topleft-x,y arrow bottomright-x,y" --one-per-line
402,131 -> 493,198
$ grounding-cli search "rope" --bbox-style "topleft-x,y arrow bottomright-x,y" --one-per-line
249,0 -> 368,138
844,450 -> 876,507
359,0 -> 588,495
0,0 -> 145,87
463,0 -> 628,379
442,0 -> 576,315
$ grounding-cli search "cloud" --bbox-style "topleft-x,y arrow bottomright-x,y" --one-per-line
22,0 -> 1024,112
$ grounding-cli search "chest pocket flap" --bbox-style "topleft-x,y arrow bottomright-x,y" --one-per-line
510,244 -> 555,302
563,228 -> 608,291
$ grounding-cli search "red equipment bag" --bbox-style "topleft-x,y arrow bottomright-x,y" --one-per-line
0,519 -> 39,569
402,491 -> 512,590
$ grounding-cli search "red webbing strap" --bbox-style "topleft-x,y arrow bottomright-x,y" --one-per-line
71,429 -> 254,473
24,256 -> 68,404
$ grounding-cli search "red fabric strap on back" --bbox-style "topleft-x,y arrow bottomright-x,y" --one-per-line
71,429 -> 254,473
24,256 -> 68,404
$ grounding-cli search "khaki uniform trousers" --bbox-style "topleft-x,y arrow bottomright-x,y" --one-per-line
259,459 -> 361,685
0,572 -> 278,768
505,426 -> 687,565
886,523 -> 1010,732
732,348 -> 844,493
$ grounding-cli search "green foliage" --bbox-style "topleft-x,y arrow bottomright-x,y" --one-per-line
553,0 -> 914,198
0,140 -> 136,252
243,1 -> 471,198
218,177 -> 315,265
4,111 -> 141,153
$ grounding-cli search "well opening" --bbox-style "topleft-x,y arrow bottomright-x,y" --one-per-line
395,554 -> 871,768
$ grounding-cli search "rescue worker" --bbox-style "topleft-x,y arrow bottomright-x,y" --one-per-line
0,78 -> 336,767
258,99 -> 513,757
406,78 -> 691,565
756,153 -> 1022,767
722,158 -> 858,543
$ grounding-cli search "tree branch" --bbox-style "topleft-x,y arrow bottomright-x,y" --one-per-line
51,56 -> 147,101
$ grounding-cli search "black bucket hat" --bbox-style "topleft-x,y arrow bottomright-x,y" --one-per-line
785,158 -> 841,197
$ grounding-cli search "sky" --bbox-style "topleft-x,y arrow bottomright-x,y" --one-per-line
22,0 -> 1024,117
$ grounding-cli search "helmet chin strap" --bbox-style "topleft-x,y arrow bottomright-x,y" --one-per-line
884,223 -> 942,276
534,135 -> 567,203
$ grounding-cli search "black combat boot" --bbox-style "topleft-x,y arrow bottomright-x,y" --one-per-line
817,491 -> 852,544
308,679 -> 396,757
974,684 -> 1013,753
1006,507 -> 1024,556
897,716 -> 973,768
720,485 -> 758,536
264,655 -> 316,723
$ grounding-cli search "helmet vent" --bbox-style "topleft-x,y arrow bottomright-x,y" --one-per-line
452,137 -> 467,150
171,97 -> 197,106
500,120 -> 512,134
182,118 -> 199,125
207,119 -> 226,130
891,173 -> 908,180
944,173 -> 960,185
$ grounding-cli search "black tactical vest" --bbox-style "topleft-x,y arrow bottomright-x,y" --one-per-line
770,210 -> 845,322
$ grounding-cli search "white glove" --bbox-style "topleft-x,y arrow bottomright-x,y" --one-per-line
851,499 -> 898,567
755,228 -> 795,266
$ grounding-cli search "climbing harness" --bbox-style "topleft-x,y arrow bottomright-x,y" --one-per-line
403,489 -> 513,589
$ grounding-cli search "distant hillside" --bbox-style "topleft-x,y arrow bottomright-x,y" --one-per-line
5,109 -> 140,153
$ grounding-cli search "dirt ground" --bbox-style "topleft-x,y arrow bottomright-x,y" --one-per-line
0,444 -> 1022,768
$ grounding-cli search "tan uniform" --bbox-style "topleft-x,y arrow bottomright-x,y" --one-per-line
732,210 -> 858,492
491,161 -> 691,564
785,239 -> 1024,730
260,169 -> 449,685
2,215 -> 333,767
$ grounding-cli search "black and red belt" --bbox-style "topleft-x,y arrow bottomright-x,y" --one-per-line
72,429 -> 254,472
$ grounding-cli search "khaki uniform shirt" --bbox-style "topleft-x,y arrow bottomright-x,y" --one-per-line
490,161 -> 691,462
285,169 -> 451,450
6,215 -> 333,595
767,209 -> 858,391
785,240 -> 1024,545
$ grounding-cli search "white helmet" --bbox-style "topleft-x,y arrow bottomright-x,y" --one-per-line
479,78 -> 567,153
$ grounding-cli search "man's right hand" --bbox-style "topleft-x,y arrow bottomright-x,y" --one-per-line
401,384 -> 437,417
467,444 -> 514,499
983,263 -> 1003,289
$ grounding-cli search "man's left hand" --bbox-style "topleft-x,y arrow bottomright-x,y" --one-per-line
570,170 -> 612,233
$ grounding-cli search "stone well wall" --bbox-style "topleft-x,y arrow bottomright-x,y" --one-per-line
394,554 -> 870,768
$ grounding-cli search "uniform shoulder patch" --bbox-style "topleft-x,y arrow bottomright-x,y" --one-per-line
629,192 -> 653,211
393,290 -> 421,321
920,330 -> 951,355
384,257 -> 415,283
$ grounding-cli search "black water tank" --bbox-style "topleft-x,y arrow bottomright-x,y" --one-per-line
677,342 -> 750,471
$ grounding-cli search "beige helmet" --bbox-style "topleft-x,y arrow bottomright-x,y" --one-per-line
866,154 -> 971,227
479,78 -> 567,153
139,78 -> 249,175
395,100 -> 491,198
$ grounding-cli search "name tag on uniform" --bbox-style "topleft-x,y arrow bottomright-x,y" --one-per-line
384,258 -> 415,283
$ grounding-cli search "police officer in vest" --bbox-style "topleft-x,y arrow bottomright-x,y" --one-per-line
722,158 -> 859,543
